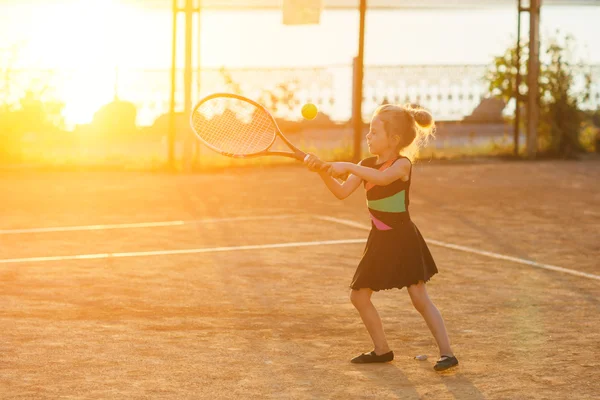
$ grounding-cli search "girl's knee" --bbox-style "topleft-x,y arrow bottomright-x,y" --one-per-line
407,281 -> 431,313
350,288 -> 372,308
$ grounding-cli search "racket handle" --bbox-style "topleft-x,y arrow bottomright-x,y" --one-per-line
295,150 -> 327,170
298,150 -> 325,168
302,153 -> 329,172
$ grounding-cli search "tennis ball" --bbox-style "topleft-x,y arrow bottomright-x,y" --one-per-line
301,103 -> 318,120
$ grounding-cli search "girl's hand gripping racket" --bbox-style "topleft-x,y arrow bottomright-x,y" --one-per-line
190,93 -> 327,169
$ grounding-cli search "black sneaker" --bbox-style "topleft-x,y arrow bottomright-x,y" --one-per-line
351,350 -> 394,364
434,355 -> 458,371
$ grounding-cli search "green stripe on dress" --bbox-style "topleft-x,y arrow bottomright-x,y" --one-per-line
367,190 -> 406,213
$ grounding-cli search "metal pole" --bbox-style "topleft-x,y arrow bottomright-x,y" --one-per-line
514,0 -> 522,156
168,0 -> 178,169
196,0 -> 202,98
194,0 -> 202,164
353,0 -> 367,163
183,0 -> 194,171
527,0 -> 541,159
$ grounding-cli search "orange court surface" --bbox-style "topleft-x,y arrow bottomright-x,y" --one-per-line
1,159 -> 599,399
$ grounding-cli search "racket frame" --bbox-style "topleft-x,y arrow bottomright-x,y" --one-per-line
190,93 -> 308,161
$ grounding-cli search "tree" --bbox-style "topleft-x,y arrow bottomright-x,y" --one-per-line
258,80 -> 300,116
0,45 -> 66,162
218,67 -> 300,118
0,90 -> 65,162
219,67 -> 242,95
91,99 -> 137,139
485,32 -> 592,157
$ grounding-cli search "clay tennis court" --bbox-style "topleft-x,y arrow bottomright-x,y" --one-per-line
1,159 -> 599,399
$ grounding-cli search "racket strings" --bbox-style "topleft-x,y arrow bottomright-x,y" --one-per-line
192,97 -> 276,155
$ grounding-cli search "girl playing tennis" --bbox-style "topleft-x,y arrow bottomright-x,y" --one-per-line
304,104 -> 458,371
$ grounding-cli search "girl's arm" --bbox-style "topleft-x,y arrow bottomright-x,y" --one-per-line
330,159 -> 411,186
304,154 -> 364,200
316,170 -> 363,200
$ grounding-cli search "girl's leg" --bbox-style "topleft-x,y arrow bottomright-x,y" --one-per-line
350,288 -> 391,355
407,280 -> 454,357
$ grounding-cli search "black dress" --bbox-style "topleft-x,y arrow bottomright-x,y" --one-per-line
349,156 -> 438,291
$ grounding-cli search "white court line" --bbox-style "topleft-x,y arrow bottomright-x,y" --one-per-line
0,215 -> 296,235
0,239 -> 366,264
315,216 -> 600,282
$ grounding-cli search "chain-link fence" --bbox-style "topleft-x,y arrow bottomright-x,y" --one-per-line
2,63 -> 599,168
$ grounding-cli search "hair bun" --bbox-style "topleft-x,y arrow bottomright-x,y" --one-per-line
411,109 -> 433,128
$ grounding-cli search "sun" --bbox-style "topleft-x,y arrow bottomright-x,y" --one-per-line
22,0 -> 129,126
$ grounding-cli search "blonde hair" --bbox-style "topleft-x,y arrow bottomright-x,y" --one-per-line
372,103 -> 436,162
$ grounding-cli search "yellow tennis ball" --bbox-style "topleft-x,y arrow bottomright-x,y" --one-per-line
301,103 -> 318,120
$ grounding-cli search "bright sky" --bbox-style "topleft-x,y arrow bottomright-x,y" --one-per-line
0,0 -> 598,126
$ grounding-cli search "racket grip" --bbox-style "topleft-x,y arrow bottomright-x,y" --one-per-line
300,152 -> 330,173
303,155 -> 328,167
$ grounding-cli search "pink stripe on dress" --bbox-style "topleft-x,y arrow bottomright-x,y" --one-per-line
370,212 -> 393,230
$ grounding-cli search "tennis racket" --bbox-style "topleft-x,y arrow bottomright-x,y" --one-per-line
189,93 -> 326,169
